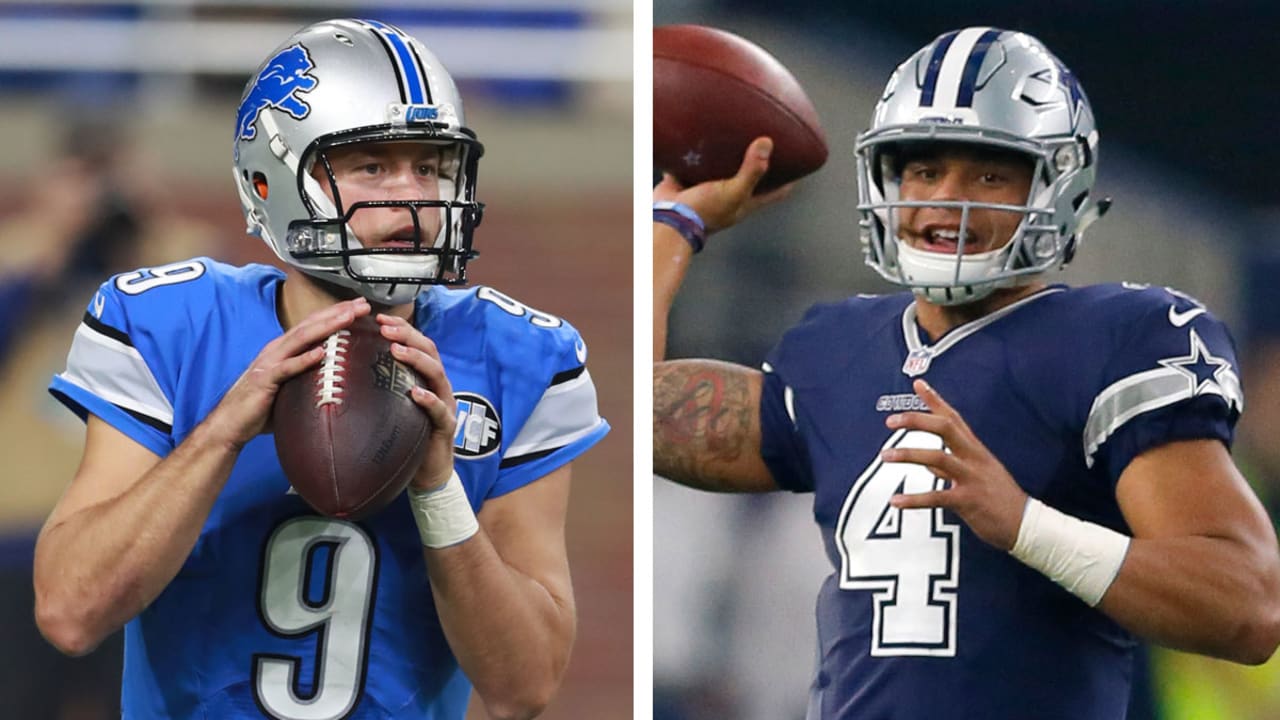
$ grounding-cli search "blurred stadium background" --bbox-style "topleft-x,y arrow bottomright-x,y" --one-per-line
654,2 -> 1280,720
0,1 -> 631,718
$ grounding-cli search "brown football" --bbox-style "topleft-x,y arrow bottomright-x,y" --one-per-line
273,315 -> 430,520
654,24 -> 828,193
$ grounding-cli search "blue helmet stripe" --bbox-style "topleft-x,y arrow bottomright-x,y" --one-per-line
365,19 -> 426,104
919,30 -> 959,108
955,29 -> 1003,107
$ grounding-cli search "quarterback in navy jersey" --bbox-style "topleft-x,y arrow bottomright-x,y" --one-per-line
654,27 -> 1280,720
35,19 -> 607,720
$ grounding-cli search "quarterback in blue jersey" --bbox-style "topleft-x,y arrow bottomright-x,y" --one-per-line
654,28 -> 1280,720
34,19 -> 608,720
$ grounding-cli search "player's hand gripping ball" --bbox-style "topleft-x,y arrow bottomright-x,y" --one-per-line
654,24 -> 828,192
273,315 -> 432,519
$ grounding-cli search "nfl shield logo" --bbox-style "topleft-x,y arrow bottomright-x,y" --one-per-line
902,348 -> 934,377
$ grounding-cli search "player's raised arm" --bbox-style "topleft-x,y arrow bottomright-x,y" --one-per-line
654,359 -> 777,493
653,137 -> 790,360
652,139 -> 790,494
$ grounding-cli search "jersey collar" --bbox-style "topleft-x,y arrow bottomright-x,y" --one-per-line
900,285 -> 1065,376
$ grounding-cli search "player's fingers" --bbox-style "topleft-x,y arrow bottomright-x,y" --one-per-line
654,172 -> 686,200
881,447 -> 962,479
269,298 -> 369,359
378,315 -> 440,359
911,379 -> 982,446
267,345 -> 328,385
890,489 -> 951,511
886,411 -> 951,436
391,342 -> 454,401
410,386 -> 457,433
885,411 -> 975,456
726,137 -> 773,198
912,379 -> 968,427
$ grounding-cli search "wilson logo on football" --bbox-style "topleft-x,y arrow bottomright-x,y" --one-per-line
453,392 -> 501,458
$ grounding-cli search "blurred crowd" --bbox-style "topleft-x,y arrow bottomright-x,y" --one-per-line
0,117 -> 218,718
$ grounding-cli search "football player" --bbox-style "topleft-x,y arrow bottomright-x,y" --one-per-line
654,27 -> 1280,719
35,19 -> 608,720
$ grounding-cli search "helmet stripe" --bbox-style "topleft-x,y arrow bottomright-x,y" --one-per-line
364,19 -> 427,104
404,41 -> 435,104
920,26 -> 993,111
919,30 -> 958,107
955,29 -> 1003,107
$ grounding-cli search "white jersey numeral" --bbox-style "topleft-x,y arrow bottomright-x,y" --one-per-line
477,286 -> 563,328
114,259 -> 206,295
835,429 -> 960,657
254,517 -> 377,720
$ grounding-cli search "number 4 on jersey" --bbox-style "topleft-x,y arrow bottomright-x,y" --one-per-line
835,429 -> 960,657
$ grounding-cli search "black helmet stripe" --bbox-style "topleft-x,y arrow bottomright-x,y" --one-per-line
360,19 -> 433,105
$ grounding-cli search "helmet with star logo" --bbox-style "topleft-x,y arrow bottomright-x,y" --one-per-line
857,28 -> 1108,305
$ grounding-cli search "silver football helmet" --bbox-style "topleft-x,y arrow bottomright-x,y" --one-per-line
857,27 -> 1108,305
234,18 -> 484,305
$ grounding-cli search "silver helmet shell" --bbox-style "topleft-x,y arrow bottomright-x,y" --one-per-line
856,27 -> 1106,305
234,18 -> 484,305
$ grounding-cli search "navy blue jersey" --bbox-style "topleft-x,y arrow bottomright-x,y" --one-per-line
759,284 -> 1242,720
49,258 -> 609,719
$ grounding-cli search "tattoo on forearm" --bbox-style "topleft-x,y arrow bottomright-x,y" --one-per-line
653,360 -> 755,488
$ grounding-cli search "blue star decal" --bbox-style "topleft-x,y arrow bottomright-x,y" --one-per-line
1159,329 -> 1233,397
1053,59 -> 1087,131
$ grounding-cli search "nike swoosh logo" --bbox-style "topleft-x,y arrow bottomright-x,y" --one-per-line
1168,306 -> 1206,327
92,292 -> 105,319
575,340 -> 587,363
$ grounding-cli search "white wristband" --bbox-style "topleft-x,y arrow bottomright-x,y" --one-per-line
1009,498 -> 1130,607
407,471 -> 479,549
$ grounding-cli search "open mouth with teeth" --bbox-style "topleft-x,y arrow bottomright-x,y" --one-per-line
917,227 -> 979,254
381,226 -> 428,248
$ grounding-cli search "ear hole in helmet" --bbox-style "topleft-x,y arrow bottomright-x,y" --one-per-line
252,172 -> 269,200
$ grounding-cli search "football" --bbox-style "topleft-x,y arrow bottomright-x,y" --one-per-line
273,315 -> 431,520
654,24 -> 828,192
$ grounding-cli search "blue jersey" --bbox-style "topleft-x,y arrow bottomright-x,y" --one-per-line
49,258 -> 609,719
759,284 -> 1242,720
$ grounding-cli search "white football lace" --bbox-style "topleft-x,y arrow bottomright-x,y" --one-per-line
315,330 -> 351,407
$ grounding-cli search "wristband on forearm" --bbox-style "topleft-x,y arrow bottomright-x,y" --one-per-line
653,201 -> 707,254
1009,497 -> 1131,607
407,470 -> 479,548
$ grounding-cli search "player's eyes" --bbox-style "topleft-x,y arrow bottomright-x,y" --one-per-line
417,163 -> 439,176
904,165 -> 937,181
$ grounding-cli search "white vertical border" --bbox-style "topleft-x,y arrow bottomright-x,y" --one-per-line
633,1 -> 655,719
